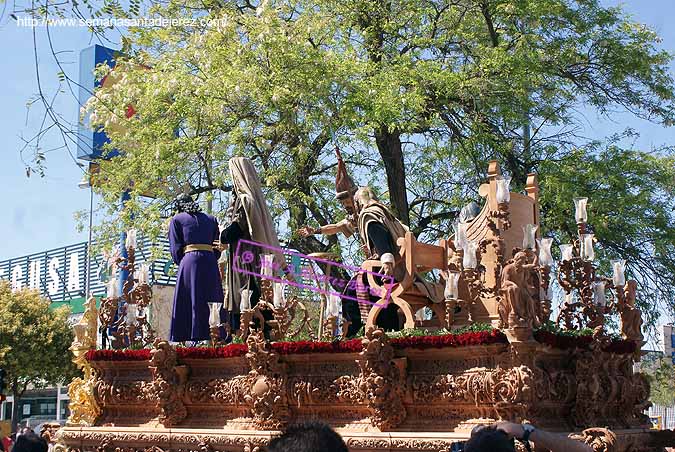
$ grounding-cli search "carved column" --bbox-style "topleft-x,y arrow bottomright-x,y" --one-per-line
143,339 -> 188,427
356,329 -> 407,430
244,330 -> 289,429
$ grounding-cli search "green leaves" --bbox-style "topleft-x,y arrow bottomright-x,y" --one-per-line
0,281 -> 77,398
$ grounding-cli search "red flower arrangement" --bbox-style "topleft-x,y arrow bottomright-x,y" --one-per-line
533,330 -> 636,354
389,329 -> 507,350
86,348 -> 151,361
176,344 -> 248,359
271,339 -> 363,355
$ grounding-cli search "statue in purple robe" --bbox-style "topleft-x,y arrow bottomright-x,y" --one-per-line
168,195 -> 224,342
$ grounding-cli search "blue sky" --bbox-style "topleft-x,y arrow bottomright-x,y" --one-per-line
0,0 -> 673,261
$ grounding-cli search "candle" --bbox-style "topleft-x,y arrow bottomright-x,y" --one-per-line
137,263 -> 150,285
495,176 -> 511,204
453,221 -> 467,250
273,282 -> 286,308
593,281 -> 606,307
573,197 -> 588,224
444,271 -> 460,300
522,224 -> 538,250
564,293 -> 573,305
261,254 -> 275,278
612,259 -> 626,287
106,278 -> 119,298
240,289 -> 252,310
327,294 -> 341,318
463,241 -> 478,269
559,244 -> 574,261
538,238 -> 554,266
126,304 -> 137,326
125,229 -> 138,249
581,234 -> 595,261
208,302 -> 221,327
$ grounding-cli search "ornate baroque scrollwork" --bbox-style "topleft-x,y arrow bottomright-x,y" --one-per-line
143,340 -> 188,427
67,295 -> 102,426
243,330 -> 289,429
356,329 -> 406,430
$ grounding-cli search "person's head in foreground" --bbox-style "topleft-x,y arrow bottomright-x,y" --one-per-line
464,425 -> 516,452
266,421 -> 348,452
12,432 -> 47,452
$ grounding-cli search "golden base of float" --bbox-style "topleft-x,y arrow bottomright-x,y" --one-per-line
55,329 -> 675,452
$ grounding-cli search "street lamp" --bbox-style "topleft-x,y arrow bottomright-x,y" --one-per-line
78,163 -> 95,297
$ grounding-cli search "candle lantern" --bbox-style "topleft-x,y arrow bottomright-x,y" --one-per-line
262,254 -> 275,277
522,224 -> 538,250
538,238 -> 554,266
573,197 -> 588,224
463,241 -> 478,269
126,304 -> 137,326
208,302 -> 221,328
125,229 -> 138,249
612,259 -> 626,287
581,234 -> 595,261
453,221 -> 468,250
444,271 -> 461,300
273,282 -> 286,308
560,244 -> 574,261
495,176 -> 511,204
240,289 -> 252,310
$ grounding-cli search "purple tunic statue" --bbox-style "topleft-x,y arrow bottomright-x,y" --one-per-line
169,211 -> 224,342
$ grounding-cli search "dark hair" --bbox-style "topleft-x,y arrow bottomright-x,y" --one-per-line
464,426 -> 516,452
266,422 -> 348,452
174,194 -> 201,214
13,433 -> 47,452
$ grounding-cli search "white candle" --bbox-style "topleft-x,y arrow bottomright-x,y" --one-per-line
106,278 -> 119,298
559,244 -> 574,261
126,304 -> 137,326
538,238 -> 554,266
522,224 -> 538,250
208,302 -> 221,327
495,176 -> 511,204
453,221 -> 467,250
581,234 -> 595,261
444,271 -> 460,300
137,263 -> 150,285
612,259 -> 626,287
240,289 -> 252,310
125,229 -> 138,249
573,197 -> 588,224
327,294 -> 341,318
273,282 -> 286,308
261,254 -> 275,278
463,241 -> 478,270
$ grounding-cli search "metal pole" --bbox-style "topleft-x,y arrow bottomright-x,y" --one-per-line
84,184 -> 94,296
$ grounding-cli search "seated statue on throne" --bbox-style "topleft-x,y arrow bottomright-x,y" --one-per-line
299,149 -> 441,333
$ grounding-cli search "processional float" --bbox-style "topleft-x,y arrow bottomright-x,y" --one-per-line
54,161 -> 672,452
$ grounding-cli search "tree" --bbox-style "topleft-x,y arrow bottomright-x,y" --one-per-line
16,0 -> 675,327
642,357 -> 675,408
0,281 -> 77,431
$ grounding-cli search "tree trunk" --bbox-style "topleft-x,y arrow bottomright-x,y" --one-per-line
374,127 -> 410,225
10,379 -> 20,433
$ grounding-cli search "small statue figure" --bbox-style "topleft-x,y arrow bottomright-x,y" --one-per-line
620,280 -> 644,344
499,251 -> 540,329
